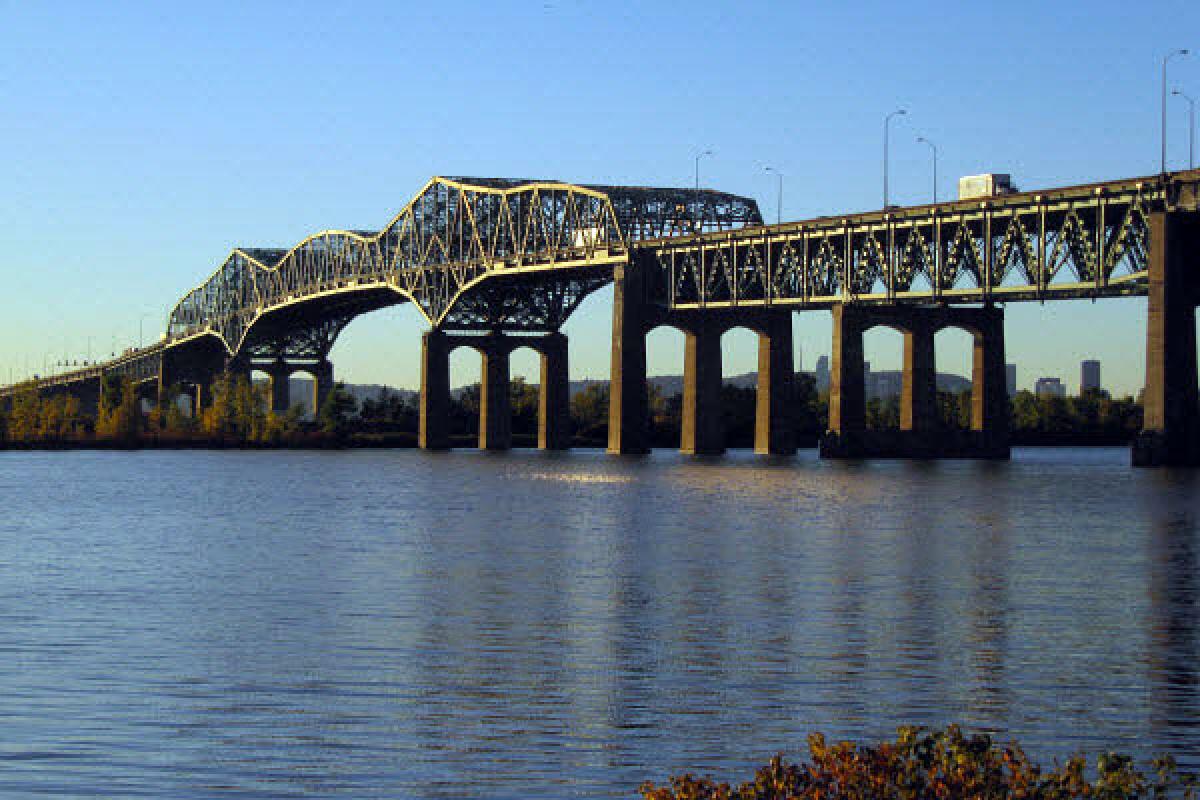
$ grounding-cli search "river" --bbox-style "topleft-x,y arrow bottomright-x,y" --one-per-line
0,447 -> 1197,797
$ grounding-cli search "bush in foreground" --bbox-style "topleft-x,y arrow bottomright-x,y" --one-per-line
639,726 -> 1197,800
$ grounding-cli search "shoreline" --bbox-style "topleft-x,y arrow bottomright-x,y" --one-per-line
0,435 -> 1135,452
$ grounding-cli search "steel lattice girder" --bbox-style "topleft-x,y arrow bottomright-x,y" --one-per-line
642,170 -> 1200,309
165,177 -> 762,355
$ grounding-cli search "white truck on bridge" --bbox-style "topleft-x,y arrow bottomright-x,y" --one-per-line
958,173 -> 1018,200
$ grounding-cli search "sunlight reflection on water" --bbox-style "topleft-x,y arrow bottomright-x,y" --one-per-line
0,447 -> 1196,798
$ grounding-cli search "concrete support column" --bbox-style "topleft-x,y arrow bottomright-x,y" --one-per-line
194,382 -> 211,416
538,332 -> 570,450
901,323 -> 936,432
608,260 -> 649,454
1135,211 -> 1200,465
311,360 -> 334,416
479,338 -> 511,451
970,306 -> 1008,444
156,361 -> 173,409
77,378 -> 102,417
269,361 -> 291,413
419,330 -> 451,450
828,304 -> 866,433
681,321 -> 724,455
755,312 -> 796,454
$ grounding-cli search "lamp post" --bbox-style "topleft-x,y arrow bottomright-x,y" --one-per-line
764,166 -> 784,224
1173,89 -> 1196,169
1162,49 -> 1189,173
694,149 -> 713,191
916,136 -> 938,204
138,312 -> 155,349
884,109 -> 906,208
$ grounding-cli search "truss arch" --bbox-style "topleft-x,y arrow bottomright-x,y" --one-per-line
165,176 -> 761,355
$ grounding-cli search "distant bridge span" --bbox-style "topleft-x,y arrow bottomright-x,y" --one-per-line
3,169 -> 1199,464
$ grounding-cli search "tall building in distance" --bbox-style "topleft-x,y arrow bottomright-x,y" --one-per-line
1006,364 -> 1017,397
1035,377 -> 1066,398
1081,360 -> 1101,393
815,355 -> 830,393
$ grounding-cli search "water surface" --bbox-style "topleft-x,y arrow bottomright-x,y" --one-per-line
1,448 -> 1197,797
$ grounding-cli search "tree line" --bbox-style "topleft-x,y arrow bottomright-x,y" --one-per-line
0,372 -> 1147,448
0,374 -> 358,447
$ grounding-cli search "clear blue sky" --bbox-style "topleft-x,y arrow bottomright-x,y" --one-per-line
2,0 -> 1197,396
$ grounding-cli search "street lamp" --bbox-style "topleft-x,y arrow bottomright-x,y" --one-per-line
916,136 -> 938,203
884,109 -> 907,208
1162,49 -> 1189,173
138,312 -> 155,349
1173,89 -> 1196,169
764,166 -> 784,224
694,149 -> 713,191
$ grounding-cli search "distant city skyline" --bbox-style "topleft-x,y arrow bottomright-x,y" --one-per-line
1035,377 -> 1068,398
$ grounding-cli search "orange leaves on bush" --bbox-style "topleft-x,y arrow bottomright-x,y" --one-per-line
638,726 -> 1198,800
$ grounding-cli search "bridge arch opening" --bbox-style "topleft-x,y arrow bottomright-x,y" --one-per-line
645,324 -> 688,449
934,327 -> 975,430
249,368 -> 275,415
719,325 -> 760,448
559,285 -> 613,447
861,324 -> 906,430
795,311 -> 832,443
447,344 -> 483,446
509,345 -> 542,447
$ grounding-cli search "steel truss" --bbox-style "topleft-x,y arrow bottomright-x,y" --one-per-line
166,177 -> 760,354
644,171 -> 1200,309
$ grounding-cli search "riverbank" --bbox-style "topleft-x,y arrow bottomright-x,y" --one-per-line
0,431 -> 1135,451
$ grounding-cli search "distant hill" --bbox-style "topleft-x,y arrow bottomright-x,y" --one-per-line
279,368 -> 971,415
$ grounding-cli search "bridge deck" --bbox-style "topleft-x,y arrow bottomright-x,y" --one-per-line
4,169 -> 1198,399
635,168 -> 1200,310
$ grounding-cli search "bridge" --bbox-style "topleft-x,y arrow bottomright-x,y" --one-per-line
3,169 -> 1199,464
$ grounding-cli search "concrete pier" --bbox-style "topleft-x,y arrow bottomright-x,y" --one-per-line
680,321 -> 723,455
901,325 -> 936,433
755,311 -> 796,455
606,257 -> 795,455
268,360 -> 291,413
1134,210 -> 1200,466
607,261 -> 650,454
310,360 -> 334,417
538,332 -> 570,450
419,329 -> 571,451
419,330 -> 451,450
821,303 -> 1008,459
478,338 -> 511,451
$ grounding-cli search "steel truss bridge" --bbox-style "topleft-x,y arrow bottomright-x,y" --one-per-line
640,171 -> 1198,308
3,169 -> 1199,465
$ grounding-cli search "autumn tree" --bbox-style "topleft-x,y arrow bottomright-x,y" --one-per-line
95,377 -> 142,442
